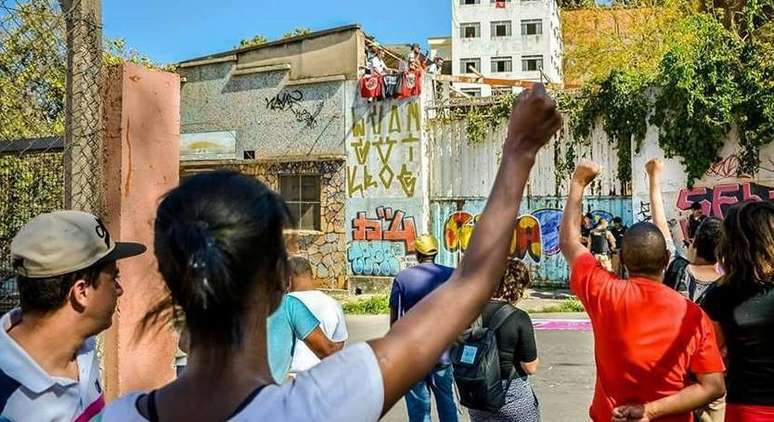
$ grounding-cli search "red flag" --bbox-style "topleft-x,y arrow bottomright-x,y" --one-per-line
496,0 -> 506,8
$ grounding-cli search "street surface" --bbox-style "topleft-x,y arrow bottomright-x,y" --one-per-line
346,314 -> 595,422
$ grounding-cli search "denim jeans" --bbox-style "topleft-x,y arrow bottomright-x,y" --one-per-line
406,365 -> 459,422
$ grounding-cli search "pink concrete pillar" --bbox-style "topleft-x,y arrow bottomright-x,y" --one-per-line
102,63 -> 180,399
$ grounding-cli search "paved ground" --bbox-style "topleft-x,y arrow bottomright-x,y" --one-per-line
347,314 -> 595,422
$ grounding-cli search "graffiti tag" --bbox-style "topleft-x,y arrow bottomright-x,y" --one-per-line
352,206 -> 417,253
348,241 -> 402,277
265,90 -> 303,111
676,182 -> 774,219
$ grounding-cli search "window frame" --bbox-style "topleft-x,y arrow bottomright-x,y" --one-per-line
460,58 -> 482,74
521,19 -> 543,36
521,55 -> 544,72
460,22 -> 481,39
490,56 -> 513,73
279,173 -> 322,231
490,20 -> 513,38
460,88 -> 482,97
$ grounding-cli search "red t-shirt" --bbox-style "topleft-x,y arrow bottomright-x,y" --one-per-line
570,253 -> 725,422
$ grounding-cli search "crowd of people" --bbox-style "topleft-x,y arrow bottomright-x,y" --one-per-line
0,85 -> 772,421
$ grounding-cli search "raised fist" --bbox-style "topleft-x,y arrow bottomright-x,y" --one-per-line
572,159 -> 601,187
505,84 -> 563,155
645,159 -> 664,177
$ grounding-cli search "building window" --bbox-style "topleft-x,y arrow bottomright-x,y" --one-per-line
490,0 -> 512,3
491,57 -> 513,73
461,88 -> 482,97
460,23 -> 481,38
460,0 -> 480,4
280,174 -> 321,231
492,87 -> 513,96
490,21 -> 512,38
521,19 -> 543,36
521,55 -> 543,72
460,58 -> 481,74
243,150 -> 256,160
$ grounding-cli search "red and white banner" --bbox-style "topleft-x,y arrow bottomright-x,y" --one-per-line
495,0 -> 507,8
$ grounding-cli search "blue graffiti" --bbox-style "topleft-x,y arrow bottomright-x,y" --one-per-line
348,241 -> 402,276
532,209 -> 563,256
590,210 -> 614,224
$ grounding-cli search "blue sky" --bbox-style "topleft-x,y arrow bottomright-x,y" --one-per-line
103,0 -> 452,64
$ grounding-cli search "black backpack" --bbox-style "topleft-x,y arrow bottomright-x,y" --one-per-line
451,304 -> 517,412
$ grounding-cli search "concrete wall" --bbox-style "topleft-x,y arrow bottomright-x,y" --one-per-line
179,64 -> 347,159
630,126 -> 774,237
238,28 -> 364,81
345,86 -> 431,289
452,0 -> 563,95
181,158 -> 348,289
101,63 -> 179,398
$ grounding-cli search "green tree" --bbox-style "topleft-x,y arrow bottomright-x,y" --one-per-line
282,27 -> 312,39
238,34 -> 269,48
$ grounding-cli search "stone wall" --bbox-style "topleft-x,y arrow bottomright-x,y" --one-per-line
181,158 -> 348,289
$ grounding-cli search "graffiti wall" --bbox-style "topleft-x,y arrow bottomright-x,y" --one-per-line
631,129 -> 774,242
431,197 -> 633,285
346,96 -> 427,279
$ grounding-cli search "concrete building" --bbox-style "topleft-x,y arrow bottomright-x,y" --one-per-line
176,25 -> 432,292
451,0 -> 563,96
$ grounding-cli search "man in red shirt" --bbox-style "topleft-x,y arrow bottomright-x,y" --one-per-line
559,159 -> 726,422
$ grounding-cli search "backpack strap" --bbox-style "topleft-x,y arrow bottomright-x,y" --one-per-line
486,303 -> 517,332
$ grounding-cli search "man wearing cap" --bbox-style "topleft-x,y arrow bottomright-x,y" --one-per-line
0,211 -> 145,421
390,234 -> 459,422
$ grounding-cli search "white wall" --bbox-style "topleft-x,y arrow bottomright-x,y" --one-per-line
451,0 -> 563,95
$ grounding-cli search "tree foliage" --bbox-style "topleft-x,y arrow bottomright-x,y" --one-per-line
282,27 -> 312,39
238,34 -> 269,48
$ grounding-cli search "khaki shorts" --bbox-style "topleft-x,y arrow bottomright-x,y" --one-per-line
695,395 -> 726,422
594,254 -> 613,272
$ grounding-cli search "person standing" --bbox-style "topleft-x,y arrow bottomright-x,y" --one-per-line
288,256 -> 348,374
610,217 -> 628,277
390,234 -> 458,422
686,202 -> 707,246
468,259 -> 540,422
1,211 -> 146,421
560,160 -> 726,422
702,200 -> 774,421
588,218 -> 616,271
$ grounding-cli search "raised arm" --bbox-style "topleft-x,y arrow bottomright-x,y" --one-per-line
368,85 -> 562,414
646,159 -> 672,243
559,160 -> 601,267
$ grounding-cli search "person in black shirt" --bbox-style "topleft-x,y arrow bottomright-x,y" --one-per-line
686,202 -> 707,246
468,259 -> 539,422
580,213 -> 594,247
610,217 -> 627,277
702,201 -> 774,420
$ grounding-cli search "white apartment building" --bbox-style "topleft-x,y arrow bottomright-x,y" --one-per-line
451,0 -> 563,96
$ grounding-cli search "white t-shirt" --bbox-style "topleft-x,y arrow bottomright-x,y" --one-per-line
103,343 -> 383,422
289,290 -> 349,373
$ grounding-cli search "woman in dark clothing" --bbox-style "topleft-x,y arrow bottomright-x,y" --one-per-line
702,201 -> 774,421
468,259 -> 540,422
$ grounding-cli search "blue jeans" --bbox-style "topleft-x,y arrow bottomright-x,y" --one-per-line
406,365 -> 459,422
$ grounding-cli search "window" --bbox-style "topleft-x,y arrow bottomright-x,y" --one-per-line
521,55 -> 543,72
492,87 -> 513,96
460,0 -> 480,4
521,19 -> 543,36
280,174 -> 321,231
460,58 -> 481,74
460,23 -> 481,38
490,21 -> 512,38
243,150 -> 256,160
491,56 -> 513,73
461,88 -> 482,97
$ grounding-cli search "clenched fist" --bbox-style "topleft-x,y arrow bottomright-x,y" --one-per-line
505,84 -> 563,156
645,159 -> 664,178
572,159 -> 601,187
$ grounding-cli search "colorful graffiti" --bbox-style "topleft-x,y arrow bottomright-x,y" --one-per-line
351,206 -> 417,253
443,211 -> 542,263
348,241 -> 404,276
676,182 -> 774,219
347,101 -> 421,198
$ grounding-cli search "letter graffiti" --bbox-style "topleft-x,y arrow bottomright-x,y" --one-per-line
676,182 -> 774,219
348,241 -> 402,276
442,211 -> 542,263
351,207 -> 417,253
347,101 -> 421,198
264,90 -> 321,129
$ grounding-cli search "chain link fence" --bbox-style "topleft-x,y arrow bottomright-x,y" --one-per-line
0,0 -> 103,313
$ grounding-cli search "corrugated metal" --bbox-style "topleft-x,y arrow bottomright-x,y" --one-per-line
430,196 -> 633,286
428,119 -> 629,199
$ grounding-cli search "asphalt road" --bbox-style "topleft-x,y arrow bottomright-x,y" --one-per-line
346,314 -> 595,422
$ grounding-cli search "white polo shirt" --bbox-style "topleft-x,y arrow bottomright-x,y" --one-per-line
0,309 -> 105,422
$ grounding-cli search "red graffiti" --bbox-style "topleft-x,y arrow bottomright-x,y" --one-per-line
705,155 -> 741,178
676,182 -> 774,219
352,207 -> 417,252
